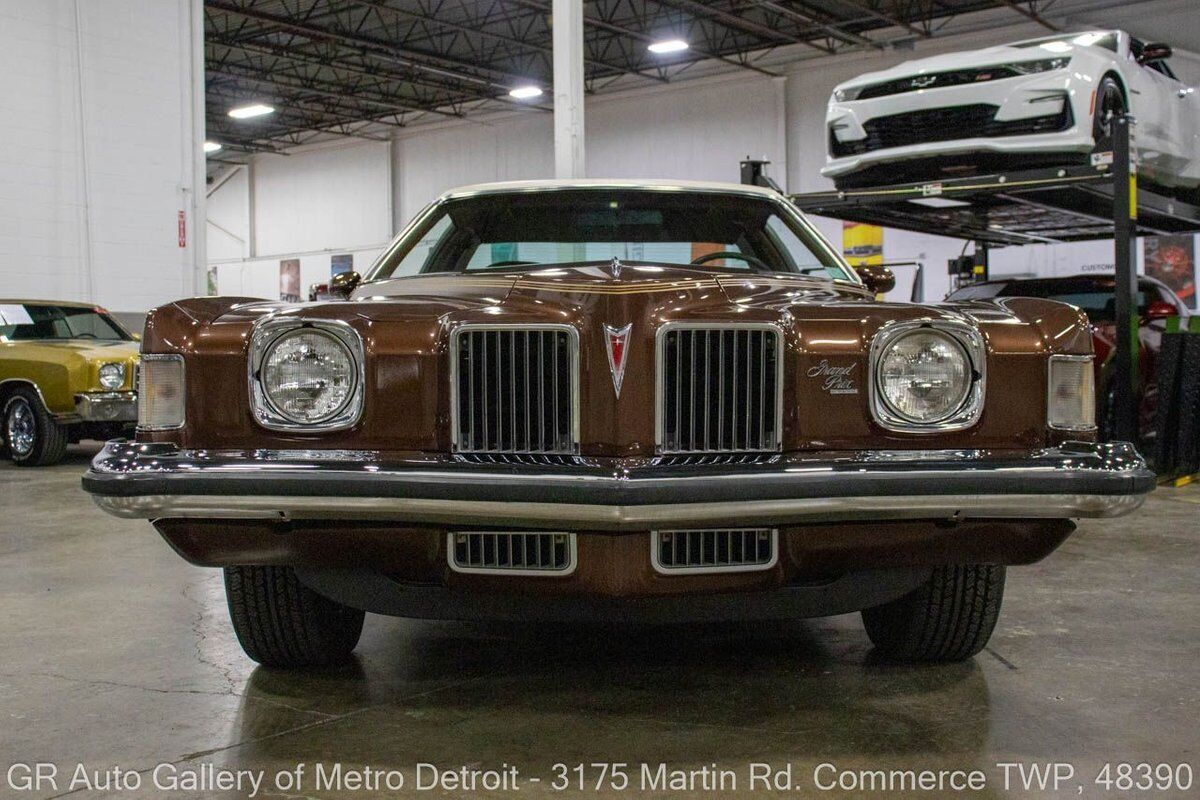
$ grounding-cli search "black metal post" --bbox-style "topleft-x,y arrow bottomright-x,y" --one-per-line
1112,114 -> 1138,443
973,241 -> 989,282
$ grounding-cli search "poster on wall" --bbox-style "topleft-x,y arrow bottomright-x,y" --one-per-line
206,266 -> 218,297
1144,234 -> 1196,309
842,221 -> 883,266
330,253 -> 353,277
280,259 -> 302,303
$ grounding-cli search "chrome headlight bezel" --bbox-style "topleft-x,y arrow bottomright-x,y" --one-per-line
869,320 -> 986,433
248,317 -> 365,432
98,362 -> 126,390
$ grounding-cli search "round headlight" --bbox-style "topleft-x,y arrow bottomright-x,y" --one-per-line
877,330 -> 972,424
99,362 -> 125,390
260,329 -> 356,424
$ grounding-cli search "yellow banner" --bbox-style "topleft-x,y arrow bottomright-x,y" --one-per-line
842,222 -> 883,266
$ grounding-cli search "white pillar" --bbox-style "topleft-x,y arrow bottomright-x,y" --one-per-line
188,0 -> 208,297
552,0 -> 585,179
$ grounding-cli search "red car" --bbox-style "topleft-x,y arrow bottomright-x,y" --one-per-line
948,274 -> 1189,445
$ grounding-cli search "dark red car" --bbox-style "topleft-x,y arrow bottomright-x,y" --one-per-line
948,274 -> 1189,445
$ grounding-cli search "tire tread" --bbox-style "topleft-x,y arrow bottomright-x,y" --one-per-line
862,565 -> 1005,662
224,565 -> 364,668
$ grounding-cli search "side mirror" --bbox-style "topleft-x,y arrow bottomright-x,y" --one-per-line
1144,300 -> 1176,320
329,270 -> 361,300
1138,42 -> 1172,64
854,264 -> 896,296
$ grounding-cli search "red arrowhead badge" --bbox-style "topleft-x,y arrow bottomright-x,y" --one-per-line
603,323 -> 632,397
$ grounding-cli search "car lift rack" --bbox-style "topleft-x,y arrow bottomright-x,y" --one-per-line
742,115 -> 1200,454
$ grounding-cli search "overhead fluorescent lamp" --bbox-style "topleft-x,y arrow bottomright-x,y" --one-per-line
203,141 -> 222,154
228,103 -> 275,119
648,39 -> 689,54
508,85 -> 543,99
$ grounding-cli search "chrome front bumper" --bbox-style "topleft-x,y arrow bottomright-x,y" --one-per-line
75,392 -> 138,423
82,441 -> 1155,531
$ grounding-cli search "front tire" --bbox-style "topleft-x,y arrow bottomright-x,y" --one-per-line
224,565 -> 365,668
4,388 -> 68,466
862,565 -> 1005,662
1092,76 -> 1126,154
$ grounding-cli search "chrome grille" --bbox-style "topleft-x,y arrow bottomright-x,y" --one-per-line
657,324 -> 781,453
452,326 -> 578,454
652,529 -> 778,574
448,532 -> 576,575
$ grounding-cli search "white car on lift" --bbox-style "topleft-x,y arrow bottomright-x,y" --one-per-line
823,30 -> 1200,195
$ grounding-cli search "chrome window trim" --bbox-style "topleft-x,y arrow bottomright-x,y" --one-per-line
137,353 -> 186,431
446,532 -> 578,576
868,318 -> 986,434
654,321 -> 786,454
1047,354 -> 1097,431
448,322 -> 581,454
650,529 -> 779,575
247,318 -> 365,433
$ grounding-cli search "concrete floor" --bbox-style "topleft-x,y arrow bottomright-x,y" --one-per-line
1,445 -> 1197,800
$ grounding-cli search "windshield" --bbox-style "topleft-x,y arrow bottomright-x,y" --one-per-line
370,189 -> 853,281
0,304 -> 132,342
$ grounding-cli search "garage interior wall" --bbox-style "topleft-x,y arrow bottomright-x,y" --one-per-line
208,0 -> 1200,304
1,0 -> 205,315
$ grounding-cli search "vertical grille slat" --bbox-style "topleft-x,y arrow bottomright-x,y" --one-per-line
454,327 -> 577,454
659,326 -> 780,453
652,529 -> 778,574
449,532 -> 576,575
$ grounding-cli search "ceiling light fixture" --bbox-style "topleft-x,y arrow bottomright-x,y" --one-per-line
228,103 -> 275,119
203,141 -> 222,154
648,39 -> 689,54
508,85 -> 543,100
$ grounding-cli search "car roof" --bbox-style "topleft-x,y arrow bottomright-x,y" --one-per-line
437,178 -> 784,202
0,299 -> 100,309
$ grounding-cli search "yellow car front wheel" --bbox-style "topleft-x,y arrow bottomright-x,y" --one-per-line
3,388 -> 68,467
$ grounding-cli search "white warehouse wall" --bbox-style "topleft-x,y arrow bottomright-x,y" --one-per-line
0,0 -> 205,313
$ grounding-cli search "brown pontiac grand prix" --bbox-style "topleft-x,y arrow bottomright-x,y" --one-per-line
83,180 -> 1154,668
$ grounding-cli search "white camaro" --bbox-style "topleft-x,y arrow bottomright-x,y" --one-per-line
823,30 -> 1200,194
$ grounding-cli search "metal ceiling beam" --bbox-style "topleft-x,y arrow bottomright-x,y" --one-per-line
348,0 -> 667,83
205,1 -> 536,91
507,0 -> 780,77
830,0 -> 931,38
993,0 -> 1060,31
207,46 -> 463,118
208,69 -> 408,128
208,37 -> 478,111
740,0 -> 881,50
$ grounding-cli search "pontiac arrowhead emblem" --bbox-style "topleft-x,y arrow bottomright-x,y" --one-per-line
603,323 -> 632,397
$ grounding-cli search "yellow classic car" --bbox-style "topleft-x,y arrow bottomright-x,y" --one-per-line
1,300 -> 139,466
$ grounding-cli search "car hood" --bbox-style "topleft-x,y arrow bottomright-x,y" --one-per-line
355,263 -> 870,307
5,340 -> 139,363
835,42 -> 1071,92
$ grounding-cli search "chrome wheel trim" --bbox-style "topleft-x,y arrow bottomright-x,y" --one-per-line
5,398 -> 36,457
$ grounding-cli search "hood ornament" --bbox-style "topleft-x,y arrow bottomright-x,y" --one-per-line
609,257 -> 623,279
603,323 -> 632,397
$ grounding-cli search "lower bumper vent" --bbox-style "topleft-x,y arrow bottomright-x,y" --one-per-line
448,532 -> 576,575
652,529 -> 778,574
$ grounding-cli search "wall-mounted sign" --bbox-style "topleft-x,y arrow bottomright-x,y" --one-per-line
331,253 -> 353,277
1145,235 -> 1196,309
842,221 -> 883,266
280,259 -> 301,303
